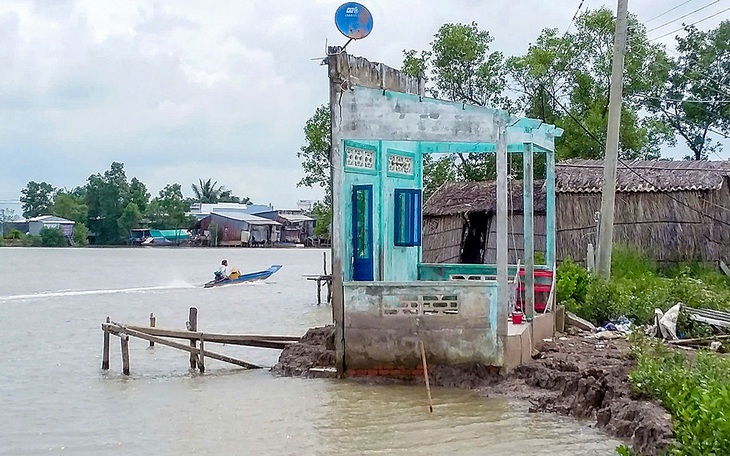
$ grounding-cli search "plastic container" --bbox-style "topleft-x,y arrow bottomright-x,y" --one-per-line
512,312 -> 523,324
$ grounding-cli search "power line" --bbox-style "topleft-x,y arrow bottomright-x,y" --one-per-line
637,94 -> 730,104
645,0 -> 701,23
541,85 -> 730,223
650,6 -> 730,40
564,0 -> 586,35
647,0 -> 722,32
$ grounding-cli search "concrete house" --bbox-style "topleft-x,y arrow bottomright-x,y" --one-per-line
28,215 -> 75,238
327,51 -> 563,377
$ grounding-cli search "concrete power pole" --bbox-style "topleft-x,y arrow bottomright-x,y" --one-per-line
596,0 -> 629,279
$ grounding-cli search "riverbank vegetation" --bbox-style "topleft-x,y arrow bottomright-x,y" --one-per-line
630,334 -> 730,455
556,247 -> 730,327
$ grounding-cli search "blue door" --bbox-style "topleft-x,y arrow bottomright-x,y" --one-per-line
352,184 -> 374,281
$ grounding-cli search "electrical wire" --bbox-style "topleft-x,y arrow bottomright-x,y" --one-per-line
564,0 -> 586,36
647,0 -> 723,32
541,85 -> 730,224
650,6 -> 730,40
645,0 -> 701,23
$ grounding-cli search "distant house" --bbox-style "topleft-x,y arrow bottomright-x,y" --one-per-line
255,209 -> 315,243
28,215 -> 75,238
188,202 -> 274,221
197,211 -> 281,246
423,181 -> 546,264
423,160 -> 730,266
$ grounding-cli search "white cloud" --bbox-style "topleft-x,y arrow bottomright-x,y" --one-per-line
0,0 -> 728,209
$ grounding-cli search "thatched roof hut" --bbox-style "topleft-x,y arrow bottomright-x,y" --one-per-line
556,159 -> 730,264
423,160 -> 730,265
422,180 -> 546,264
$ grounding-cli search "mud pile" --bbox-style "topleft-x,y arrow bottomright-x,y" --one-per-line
508,335 -> 673,456
270,325 -> 335,377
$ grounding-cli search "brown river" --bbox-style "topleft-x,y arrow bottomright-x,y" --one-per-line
0,248 -> 621,455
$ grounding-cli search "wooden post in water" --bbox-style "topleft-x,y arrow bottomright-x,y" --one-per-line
419,340 -> 434,413
102,316 -> 110,370
323,251 -> 327,275
149,313 -> 156,347
188,307 -> 198,369
121,333 -> 130,376
317,279 -> 322,306
198,334 -> 205,373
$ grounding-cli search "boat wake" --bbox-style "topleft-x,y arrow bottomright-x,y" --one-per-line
0,282 -> 197,302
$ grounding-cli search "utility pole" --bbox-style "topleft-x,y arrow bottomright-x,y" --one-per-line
596,0 -> 629,279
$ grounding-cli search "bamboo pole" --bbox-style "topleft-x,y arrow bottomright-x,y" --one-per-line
102,316 -> 110,370
188,307 -> 198,369
419,340 -> 434,413
105,323 -> 262,369
149,313 -> 156,347
121,333 -> 130,376
121,325 -> 299,348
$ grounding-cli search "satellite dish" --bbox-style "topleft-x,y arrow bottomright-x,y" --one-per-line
334,2 -> 373,41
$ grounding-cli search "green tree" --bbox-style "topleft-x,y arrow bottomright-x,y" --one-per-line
147,184 -> 193,230
51,192 -> 88,224
311,201 -> 332,239
118,202 -> 142,235
297,105 -> 332,205
72,223 -> 89,246
191,178 -> 223,203
129,178 -> 150,214
20,181 -> 56,218
39,227 -> 67,247
85,162 -> 131,244
644,21 -> 730,160
507,8 -> 671,160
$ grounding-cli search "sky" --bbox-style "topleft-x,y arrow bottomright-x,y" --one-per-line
1,0 -> 728,216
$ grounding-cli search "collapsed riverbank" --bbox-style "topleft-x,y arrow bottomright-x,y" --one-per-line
272,325 -> 673,456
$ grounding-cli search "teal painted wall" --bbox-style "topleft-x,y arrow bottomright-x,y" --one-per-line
341,140 -> 422,283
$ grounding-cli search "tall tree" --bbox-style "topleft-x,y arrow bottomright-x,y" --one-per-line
147,184 -> 193,230
191,178 -> 223,203
51,192 -> 88,224
118,202 -> 142,234
297,105 -> 332,204
644,21 -> 730,160
85,162 -> 131,244
507,8 -> 672,160
20,181 -> 56,218
129,178 -> 150,214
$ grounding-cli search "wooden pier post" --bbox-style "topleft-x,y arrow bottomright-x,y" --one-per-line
121,333 -> 130,376
317,279 -> 322,305
102,316 -> 110,370
149,313 -> 156,347
188,307 -> 198,369
419,340 -> 434,413
198,334 -> 205,373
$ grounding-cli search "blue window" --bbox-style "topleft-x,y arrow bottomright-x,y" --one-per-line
394,189 -> 422,246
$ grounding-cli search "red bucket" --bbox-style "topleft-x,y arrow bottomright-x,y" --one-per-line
512,312 -> 523,324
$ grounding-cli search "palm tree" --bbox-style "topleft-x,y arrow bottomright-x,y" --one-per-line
191,178 -> 223,203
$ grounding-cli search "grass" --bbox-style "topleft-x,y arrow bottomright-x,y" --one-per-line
556,246 -> 730,326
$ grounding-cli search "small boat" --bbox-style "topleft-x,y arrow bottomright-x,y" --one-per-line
204,265 -> 282,288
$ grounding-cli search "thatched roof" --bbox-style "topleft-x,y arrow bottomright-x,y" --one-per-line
424,180 -> 546,216
556,159 -> 730,193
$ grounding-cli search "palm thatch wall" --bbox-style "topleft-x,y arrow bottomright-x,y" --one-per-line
423,160 -> 730,266
423,180 -> 546,264
556,160 -> 730,264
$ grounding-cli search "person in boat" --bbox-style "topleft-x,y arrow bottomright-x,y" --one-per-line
214,259 -> 230,282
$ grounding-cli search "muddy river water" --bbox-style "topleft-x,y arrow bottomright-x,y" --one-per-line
0,247 -> 621,455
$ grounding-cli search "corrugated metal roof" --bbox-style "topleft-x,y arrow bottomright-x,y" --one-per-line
278,214 -> 315,223
28,215 -> 75,223
210,211 -> 281,226
556,159 -> 730,193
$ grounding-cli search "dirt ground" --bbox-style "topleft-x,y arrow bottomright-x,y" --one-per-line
272,325 -> 673,456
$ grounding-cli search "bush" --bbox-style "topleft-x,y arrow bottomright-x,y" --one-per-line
4,228 -> 25,240
72,223 -> 89,247
630,335 -> 730,455
39,227 -> 68,247
556,247 -> 730,326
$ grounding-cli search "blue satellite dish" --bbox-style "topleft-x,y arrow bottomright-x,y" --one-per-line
334,2 -> 373,40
